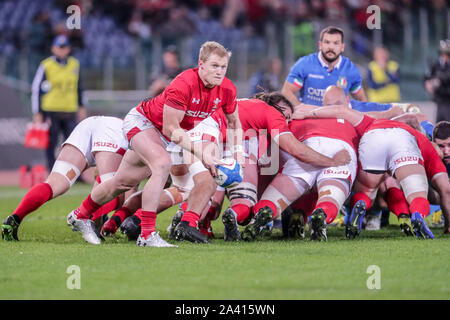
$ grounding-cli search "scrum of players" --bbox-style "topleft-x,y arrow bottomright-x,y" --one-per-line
3,30 -> 450,247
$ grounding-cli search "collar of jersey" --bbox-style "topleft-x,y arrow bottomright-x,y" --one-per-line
318,52 -> 342,71
51,55 -> 68,65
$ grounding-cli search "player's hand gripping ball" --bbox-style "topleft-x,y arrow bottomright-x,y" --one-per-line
214,158 -> 243,188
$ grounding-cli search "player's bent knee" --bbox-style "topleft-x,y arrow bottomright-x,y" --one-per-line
51,160 -> 81,187
99,172 -> 116,183
164,186 -> 187,205
114,176 -> 137,192
399,174 -> 429,199
317,183 -> 349,209
227,182 -> 258,207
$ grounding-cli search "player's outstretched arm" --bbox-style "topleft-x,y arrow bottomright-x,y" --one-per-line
278,133 -> 351,167
352,87 -> 367,102
365,104 -> 404,119
293,105 -> 364,127
281,81 -> 302,109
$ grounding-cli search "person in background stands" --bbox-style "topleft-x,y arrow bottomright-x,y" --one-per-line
31,34 -> 87,170
366,46 -> 401,103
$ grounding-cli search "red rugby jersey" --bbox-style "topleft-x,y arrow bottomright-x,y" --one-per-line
136,68 -> 237,140
211,98 -> 290,142
357,116 -> 446,178
288,118 -> 360,152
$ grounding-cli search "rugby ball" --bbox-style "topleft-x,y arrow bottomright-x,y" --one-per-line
214,158 -> 243,188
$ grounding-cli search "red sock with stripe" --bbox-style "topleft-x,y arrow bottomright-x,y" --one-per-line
13,183 -> 53,222
351,192 -> 372,210
140,210 -> 157,238
409,197 -> 430,219
181,210 -> 200,228
386,187 -> 409,218
252,200 -> 277,219
75,195 -> 102,219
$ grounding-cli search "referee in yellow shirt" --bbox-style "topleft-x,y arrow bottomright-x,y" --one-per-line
31,35 -> 87,170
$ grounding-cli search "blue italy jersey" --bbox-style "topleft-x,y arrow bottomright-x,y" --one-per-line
286,52 -> 363,106
350,99 -> 391,112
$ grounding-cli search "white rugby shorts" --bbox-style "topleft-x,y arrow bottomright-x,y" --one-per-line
281,136 -> 357,188
359,127 -> 422,174
62,116 -> 128,167
122,107 -> 170,149
168,116 -> 222,165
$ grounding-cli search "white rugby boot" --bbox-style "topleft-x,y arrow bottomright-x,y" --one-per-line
136,231 -> 178,247
67,210 -> 101,245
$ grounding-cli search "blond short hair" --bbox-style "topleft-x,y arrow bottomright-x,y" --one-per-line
199,41 -> 232,62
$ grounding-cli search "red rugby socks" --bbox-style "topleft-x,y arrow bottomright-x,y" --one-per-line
13,183 -> 53,222
231,204 -> 252,225
90,196 -> 121,221
351,192 -> 372,210
252,200 -> 277,219
409,197 -> 430,219
315,201 -> 338,224
140,210 -> 157,238
181,210 -> 200,228
386,187 -> 409,218
74,194 -> 102,219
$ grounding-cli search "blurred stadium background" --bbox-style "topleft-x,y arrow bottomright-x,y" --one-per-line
0,0 -> 449,181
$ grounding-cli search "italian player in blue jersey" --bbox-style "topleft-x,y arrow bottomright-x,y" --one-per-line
282,26 -> 367,108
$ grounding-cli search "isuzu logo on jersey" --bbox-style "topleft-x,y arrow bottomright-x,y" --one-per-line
393,156 -> 419,165
186,110 -> 212,119
323,168 -> 350,176
192,98 -> 200,104
94,142 -> 118,149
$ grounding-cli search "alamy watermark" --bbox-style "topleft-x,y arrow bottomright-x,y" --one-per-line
66,5 -> 81,30
366,265 -> 381,290
66,265 -> 81,290
367,5 -> 381,30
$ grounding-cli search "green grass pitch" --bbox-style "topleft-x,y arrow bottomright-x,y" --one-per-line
1,184 -> 449,300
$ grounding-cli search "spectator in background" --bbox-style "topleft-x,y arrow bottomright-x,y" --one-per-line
31,35 -> 87,170
128,10 -> 152,42
27,11 -> 52,54
366,46 -> 401,103
149,45 -> 183,97
158,3 -> 196,44
425,39 -> 450,122
249,57 -> 282,96
26,11 -> 53,70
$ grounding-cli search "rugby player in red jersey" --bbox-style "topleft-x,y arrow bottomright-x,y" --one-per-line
2,116 -> 130,243
67,41 -> 243,247
242,103 -> 360,241
214,92 -> 352,241
381,117 -> 450,235
294,92 -> 441,240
